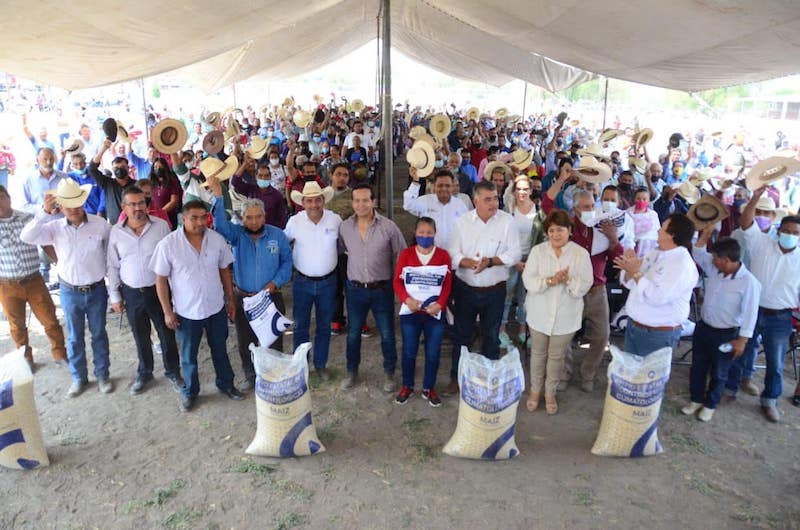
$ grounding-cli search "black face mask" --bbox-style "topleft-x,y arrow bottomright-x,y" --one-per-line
472,143 -> 481,148
619,183 -> 632,192
530,190 -> 542,201
113,167 -> 128,180
144,197 -> 152,207
244,226 -> 264,235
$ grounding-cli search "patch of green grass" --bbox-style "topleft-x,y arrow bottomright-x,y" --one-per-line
270,478 -> 312,501
123,479 -> 186,514
316,425 -> 338,444
687,477 -> 717,498
200,420 -> 211,429
227,459 -> 277,477
411,442 -> 437,463
401,417 -> 430,433
669,433 -> 713,455
571,488 -> 595,507
162,507 -> 204,529
58,433 -> 86,446
273,511 -> 306,530
732,503 -> 762,525
320,464 -> 336,483
573,473 -> 591,482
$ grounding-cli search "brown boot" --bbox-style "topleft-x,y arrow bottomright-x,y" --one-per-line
762,405 -> 780,423
442,379 -> 459,397
741,378 -> 760,396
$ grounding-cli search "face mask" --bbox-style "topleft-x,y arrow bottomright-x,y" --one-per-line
462,159 -> 471,166
415,236 -> 435,249
313,136 -> 321,143
580,210 -> 596,224
530,190 -> 541,201
634,199 -> 649,210
257,179 -> 271,189
619,183 -> 632,192
754,216 -> 773,231
269,158 -> 280,167
434,160 -> 444,168
244,226 -> 264,235
472,143 -> 481,148
113,167 -> 128,180
601,201 -> 617,213
367,121 -> 375,127
322,147 -> 329,154
778,232 -> 798,250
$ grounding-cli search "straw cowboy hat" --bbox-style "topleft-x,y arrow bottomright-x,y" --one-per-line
293,110 -> 312,129
673,181 -> 701,204
114,120 -> 130,143
151,119 -> 188,154
510,148 -> 533,170
409,125 -> 427,140
687,193 -> 729,230
406,140 -> 436,178
495,107 -> 508,119
202,130 -> 225,155
64,138 -> 84,156
429,114 -> 451,140
290,181 -> 335,207
633,128 -> 653,148
224,118 -> 241,141
484,161 -> 511,181
313,94 -> 323,104
466,107 -> 480,121
350,99 -> 365,113
575,155 -> 612,184
688,167 -> 714,187
745,156 -> 800,190
200,154 -> 239,185
282,96 -> 294,108
45,177 -> 92,208
259,104 -> 270,115
205,112 -> 221,127
628,156 -> 647,174
247,137 -> 268,160
599,128 -> 623,143
577,143 -> 610,162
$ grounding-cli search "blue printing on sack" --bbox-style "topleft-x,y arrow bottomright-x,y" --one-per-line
0,429 -> 24,454
629,419 -> 660,458
308,440 -> 321,454
404,271 -> 444,287
0,379 -> 13,410
245,293 -> 274,320
609,374 -> 667,407
271,311 -> 290,337
480,424 -> 517,460
279,412 -> 314,457
255,372 -> 307,405
17,458 -> 40,469
460,374 -> 523,414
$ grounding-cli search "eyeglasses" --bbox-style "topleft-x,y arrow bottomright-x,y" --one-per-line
125,200 -> 147,209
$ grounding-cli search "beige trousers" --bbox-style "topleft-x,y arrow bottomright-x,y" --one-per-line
530,330 -> 575,397
561,285 -> 610,382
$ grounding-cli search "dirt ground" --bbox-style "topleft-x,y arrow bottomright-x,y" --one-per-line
2,163 -> 800,530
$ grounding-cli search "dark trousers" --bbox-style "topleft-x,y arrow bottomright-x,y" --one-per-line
451,277 -> 505,380
121,284 -> 180,379
234,290 -> 285,379
689,321 -> 739,409
345,281 -> 397,375
333,254 -> 348,325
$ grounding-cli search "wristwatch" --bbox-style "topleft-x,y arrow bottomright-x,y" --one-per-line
487,257 -> 494,267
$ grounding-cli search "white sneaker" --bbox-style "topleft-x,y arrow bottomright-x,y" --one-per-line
681,402 -> 703,416
697,407 -> 715,422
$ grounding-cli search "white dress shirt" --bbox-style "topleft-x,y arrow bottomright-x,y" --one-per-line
448,209 -> 522,287
523,241 -> 594,335
693,246 -> 761,338
284,209 -> 341,277
403,182 -> 468,248
20,210 -> 110,286
740,223 -> 800,310
623,246 -> 699,327
149,228 -> 234,320
107,216 -> 171,304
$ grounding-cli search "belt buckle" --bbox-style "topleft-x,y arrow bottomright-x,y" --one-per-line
78,285 -> 91,293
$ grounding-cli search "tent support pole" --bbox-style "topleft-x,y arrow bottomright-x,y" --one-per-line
232,83 -> 238,108
522,82 -> 528,120
602,77 -> 609,129
381,0 -> 393,219
140,78 -> 149,142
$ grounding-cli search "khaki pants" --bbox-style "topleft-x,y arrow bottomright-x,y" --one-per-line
0,274 -> 66,362
561,285 -> 610,383
530,330 -> 574,397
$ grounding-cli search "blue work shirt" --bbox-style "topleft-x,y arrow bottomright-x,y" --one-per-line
69,169 -> 105,215
212,197 -> 292,293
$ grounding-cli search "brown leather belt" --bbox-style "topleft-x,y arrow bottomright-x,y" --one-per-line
631,320 -> 681,332
470,281 -> 506,292
0,273 -> 40,286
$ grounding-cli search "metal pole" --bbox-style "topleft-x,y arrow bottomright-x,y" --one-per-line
232,83 -> 238,108
381,0 -> 393,219
601,77 -> 609,129
522,81 -> 528,121
140,78 -> 149,142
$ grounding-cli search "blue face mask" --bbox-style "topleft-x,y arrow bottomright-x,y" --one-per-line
256,179 -> 271,189
415,236 -> 435,249
434,160 -> 444,168
778,232 -> 798,250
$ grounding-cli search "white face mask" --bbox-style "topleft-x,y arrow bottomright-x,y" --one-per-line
269,158 -> 280,167
601,201 -> 617,213
580,210 -> 596,224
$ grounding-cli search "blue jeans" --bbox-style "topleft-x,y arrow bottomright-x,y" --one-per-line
624,322 -> 681,357
121,285 -> 179,379
400,312 -> 445,390
60,282 -> 110,383
176,309 -> 235,398
292,273 -> 336,369
725,334 -> 760,394
345,281 -> 397,375
501,267 -> 527,325
452,278 -> 505,380
689,322 -> 739,409
750,309 -> 793,407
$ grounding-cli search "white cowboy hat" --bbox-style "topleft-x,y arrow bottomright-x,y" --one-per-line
510,148 -> 533,170
406,140 -> 436,178
754,196 -> 777,212
429,114 -> 451,140
205,111 -> 221,127
483,160 -> 511,181
495,107 -> 508,119
672,181 -> 701,204
687,193 -> 729,230
282,96 -> 294,108
628,156 -> 647,174
313,94 -> 323,104
290,181 -> 335,207
350,99 -> 365,113
599,128 -> 623,143
409,125 -> 427,140
688,167 -> 714,187
115,120 -> 130,143
247,137 -> 268,160
466,107 -> 480,121
293,110 -> 312,129
151,119 -> 188,154
64,138 -> 84,156
200,154 -> 239,185
633,128 -> 654,148
577,143 -> 610,162
576,155 -> 612,184
224,118 -> 241,141
45,177 -> 92,208
745,156 -> 800,190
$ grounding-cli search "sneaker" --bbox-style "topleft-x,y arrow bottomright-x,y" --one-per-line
316,368 -> 330,382
383,373 -> 397,393
66,380 -> 87,398
340,372 -> 357,390
761,405 -> 780,423
180,395 -> 196,412
330,322 -> 343,336
129,375 -> 152,395
442,380 -> 459,396
167,375 -> 185,394
580,380 -> 595,393
741,379 -> 760,396
421,389 -> 442,407
395,386 -> 414,404
697,407 -> 715,422
360,325 -> 373,338
97,378 -> 114,394
681,402 -> 703,416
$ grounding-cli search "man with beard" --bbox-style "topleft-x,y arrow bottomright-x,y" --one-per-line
22,147 -> 64,286
89,139 -> 136,224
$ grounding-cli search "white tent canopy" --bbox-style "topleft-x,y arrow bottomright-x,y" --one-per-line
3,0 -> 800,93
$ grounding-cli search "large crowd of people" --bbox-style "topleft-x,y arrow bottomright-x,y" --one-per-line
2,97 -> 800,428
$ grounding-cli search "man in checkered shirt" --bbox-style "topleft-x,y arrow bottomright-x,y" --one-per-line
0,185 -> 66,369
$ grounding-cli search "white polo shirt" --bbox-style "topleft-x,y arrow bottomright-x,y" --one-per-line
284,209 -> 341,277
740,223 -> 800,310
149,228 -> 234,320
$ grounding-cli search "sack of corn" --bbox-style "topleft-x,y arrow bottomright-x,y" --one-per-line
246,343 -> 325,458
0,348 -> 49,470
443,346 -> 524,460
591,345 -> 671,458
